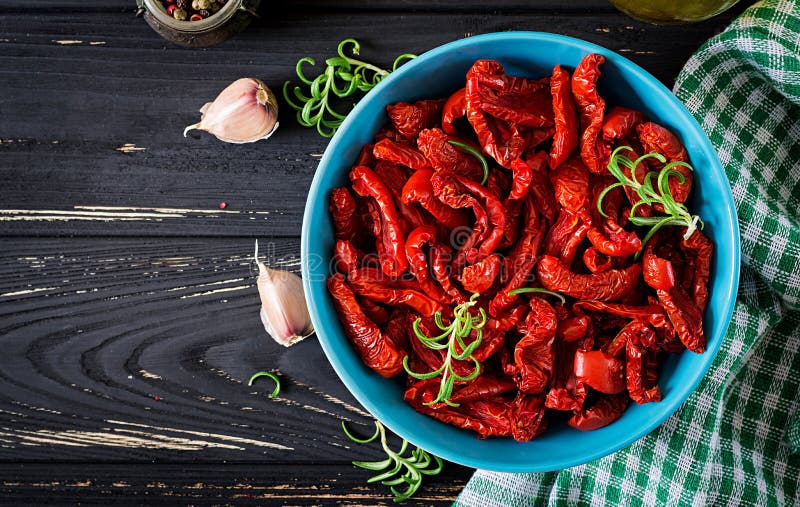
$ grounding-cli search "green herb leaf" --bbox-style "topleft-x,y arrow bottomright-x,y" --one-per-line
447,140 -> 490,185
247,371 -> 281,398
599,146 -> 704,258
507,287 -> 566,304
342,420 -> 443,503
283,39 -> 416,137
403,293 -> 486,407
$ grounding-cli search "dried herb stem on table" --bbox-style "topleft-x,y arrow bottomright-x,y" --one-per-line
283,38 -> 416,137
402,293 -> 487,407
247,371 -> 281,398
342,420 -> 443,503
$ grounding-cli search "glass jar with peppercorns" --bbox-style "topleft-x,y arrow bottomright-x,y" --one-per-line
137,0 -> 261,48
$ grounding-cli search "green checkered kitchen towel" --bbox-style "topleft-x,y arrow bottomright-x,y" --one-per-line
455,0 -> 800,505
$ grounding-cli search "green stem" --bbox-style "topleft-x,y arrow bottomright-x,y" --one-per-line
247,371 -> 281,398
448,140 -> 489,185
508,287 -> 566,304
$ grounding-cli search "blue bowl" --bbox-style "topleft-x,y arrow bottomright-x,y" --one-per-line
302,32 -> 740,472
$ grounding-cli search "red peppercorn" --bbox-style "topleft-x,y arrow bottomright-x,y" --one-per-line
167,4 -> 177,15
219,202 -> 228,209
190,13 -> 202,21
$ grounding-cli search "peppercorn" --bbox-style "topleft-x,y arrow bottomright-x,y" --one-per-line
161,0 -> 217,21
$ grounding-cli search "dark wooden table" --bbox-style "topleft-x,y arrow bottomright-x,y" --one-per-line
0,1 -> 750,505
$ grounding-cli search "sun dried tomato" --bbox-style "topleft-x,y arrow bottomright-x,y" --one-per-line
327,274 -> 406,378
586,218 -> 642,257
401,168 -> 470,231
510,392 -> 548,442
602,106 -> 646,142
557,315 -> 593,343
537,255 -> 641,301
545,339 -> 587,412
582,247 -> 614,273
329,187 -> 362,245
374,161 -> 431,230
500,157 -> 535,248
642,241 -> 704,352
405,225 -> 453,303
658,286 -> 705,353
373,137 -> 430,171
466,60 -> 551,168
514,297 -> 557,394
358,297 -> 390,325
637,122 -> 692,203
350,165 -> 409,277
527,154 -> 560,224
567,392 -> 628,431
551,156 -> 590,213
549,64 -> 579,169
571,54 -> 610,174
417,128 -> 484,181
626,339 -> 662,404
431,170 -> 507,267
441,87 -> 467,135
490,195 -> 544,317
460,254 -> 502,294
574,349 -> 626,394
333,239 -> 361,275
680,229 -> 713,313
404,379 -> 513,438
386,98 -> 445,140
449,374 -> 517,404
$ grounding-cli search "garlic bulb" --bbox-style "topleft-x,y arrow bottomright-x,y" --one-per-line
254,241 -> 314,347
184,78 -> 279,144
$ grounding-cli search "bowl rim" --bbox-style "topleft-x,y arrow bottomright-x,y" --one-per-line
302,31 -> 741,472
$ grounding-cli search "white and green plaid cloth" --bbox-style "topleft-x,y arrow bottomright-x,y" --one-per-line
455,1 -> 800,504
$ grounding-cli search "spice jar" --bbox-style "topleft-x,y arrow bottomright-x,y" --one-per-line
137,0 -> 261,48
608,0 -> 740,24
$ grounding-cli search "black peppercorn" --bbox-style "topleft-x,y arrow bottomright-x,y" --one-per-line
198,9 -> 211,17
175,0 -> 189,9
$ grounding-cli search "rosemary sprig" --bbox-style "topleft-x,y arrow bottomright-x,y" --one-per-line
283,38 -> 416,137
247,371 -> 280,398
402,293 -> 486,407
448,140 -> 489,185
342,420 -> 443,503
598,146 -> 704,258
507,287 -> 566,304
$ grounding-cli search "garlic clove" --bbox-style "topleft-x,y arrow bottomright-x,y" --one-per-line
184,78 -> 279,144
254,241 -> 314,347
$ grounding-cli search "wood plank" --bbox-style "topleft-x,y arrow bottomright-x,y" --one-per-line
0,462 -> 472,506
0,8 -> 744,237
0,237 -> 403,462
3,0 -> 616,13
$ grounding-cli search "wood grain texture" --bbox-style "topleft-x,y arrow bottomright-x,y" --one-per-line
0,5 -> 745,237
0,463 -> 470,506
0,237 -> 372,461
